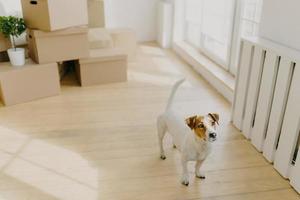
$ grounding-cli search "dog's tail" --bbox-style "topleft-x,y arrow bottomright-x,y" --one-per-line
165,78 -> 185,111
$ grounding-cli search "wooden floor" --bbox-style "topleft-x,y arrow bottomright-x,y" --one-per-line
0,43 -> 299,200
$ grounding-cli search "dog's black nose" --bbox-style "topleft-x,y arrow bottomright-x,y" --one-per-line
209,133 -> 217,139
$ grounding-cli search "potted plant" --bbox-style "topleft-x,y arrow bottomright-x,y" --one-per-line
0,16 -> 26,66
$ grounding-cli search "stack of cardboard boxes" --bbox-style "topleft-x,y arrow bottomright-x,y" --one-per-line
23,0 -> 90,63
0,0 -> 132,106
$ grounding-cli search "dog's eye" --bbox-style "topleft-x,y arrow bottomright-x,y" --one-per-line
197,124 -> 205,128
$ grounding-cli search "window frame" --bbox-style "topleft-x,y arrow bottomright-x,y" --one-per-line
178,0 -> 263,76
183,0 -> 237,70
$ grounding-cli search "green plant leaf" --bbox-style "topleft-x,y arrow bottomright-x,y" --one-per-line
0,16 -> 26,48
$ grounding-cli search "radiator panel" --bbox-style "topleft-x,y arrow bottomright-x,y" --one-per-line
232,38 -> 300,193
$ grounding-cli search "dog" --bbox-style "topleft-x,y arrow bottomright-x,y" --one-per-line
157,79 -> 219,186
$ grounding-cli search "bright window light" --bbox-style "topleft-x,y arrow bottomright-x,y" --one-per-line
241,0 -> 263,37
184,0 -> 235,68
181,0 -> 263,74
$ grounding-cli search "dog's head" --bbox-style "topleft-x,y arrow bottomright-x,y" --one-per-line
185,113 -> 220,142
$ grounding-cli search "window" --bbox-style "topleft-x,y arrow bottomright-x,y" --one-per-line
184,0 -> 235,69
241,0 -> 263,37
181,0 -> 263,75
229,0 -> 262,75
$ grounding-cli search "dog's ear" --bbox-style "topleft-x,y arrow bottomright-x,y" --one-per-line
185,115 -> 197,130
208,113 -> 220,125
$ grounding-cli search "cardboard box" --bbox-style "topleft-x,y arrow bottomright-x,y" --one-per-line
0,33 -> 11,52
27,27 -> 89,64
88,28 -> 113,49
0,59 -> 60,106
88,0 -> 105,28
0,51 -> 9,62
76,48 -> 127,86
21,0 -> 88,31
108,28 -> 137,61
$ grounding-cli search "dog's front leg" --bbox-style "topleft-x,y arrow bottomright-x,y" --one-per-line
195,160 -> 205,179
181,159 -> 189,186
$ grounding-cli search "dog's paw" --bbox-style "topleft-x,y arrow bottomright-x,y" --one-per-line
181,176 -> 189,186
181,180 -> 189,186
160,155 -> 166,160
196,171 -> 206,179
196,175 -> 206,179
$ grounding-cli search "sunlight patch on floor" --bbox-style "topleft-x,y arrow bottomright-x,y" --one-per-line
0,126 -> 99,200
151,57 -> 182,75
5,158 -> 98,200
0,127 -> 28,154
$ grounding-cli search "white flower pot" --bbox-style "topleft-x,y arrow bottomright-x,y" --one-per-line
7,48 -> 25,66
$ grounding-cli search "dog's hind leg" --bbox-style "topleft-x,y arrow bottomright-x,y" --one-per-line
157,115 -> 167,160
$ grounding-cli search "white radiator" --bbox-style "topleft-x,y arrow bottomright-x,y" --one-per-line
232,37 -> 300,193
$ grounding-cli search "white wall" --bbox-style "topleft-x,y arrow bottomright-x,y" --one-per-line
157,1 -> 173,48
0,0 -> 22,16
172,0 -> 185,43
260,0 -> 300,51
104,0 -> 159,42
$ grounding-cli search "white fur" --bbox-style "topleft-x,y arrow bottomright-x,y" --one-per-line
157,79 -> 217,186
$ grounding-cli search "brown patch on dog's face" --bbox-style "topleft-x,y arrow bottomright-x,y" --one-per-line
185,116 -> 207,140
193,122 -> 207,140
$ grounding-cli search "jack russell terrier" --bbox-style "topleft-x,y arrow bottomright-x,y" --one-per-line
157,79 -> 219,186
